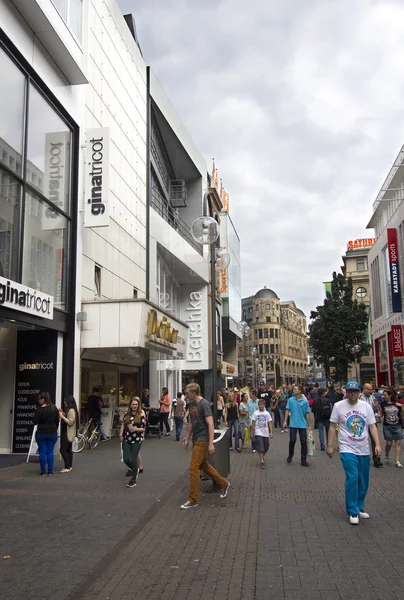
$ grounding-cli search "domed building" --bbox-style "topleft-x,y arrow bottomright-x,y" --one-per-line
238,287 -> 308,387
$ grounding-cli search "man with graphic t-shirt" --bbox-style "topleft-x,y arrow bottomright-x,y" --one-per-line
327,381 -> 381,526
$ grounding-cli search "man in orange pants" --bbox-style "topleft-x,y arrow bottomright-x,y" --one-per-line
180,382 -> 230,509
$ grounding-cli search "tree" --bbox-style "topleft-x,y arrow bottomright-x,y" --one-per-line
309,272 -> 370,383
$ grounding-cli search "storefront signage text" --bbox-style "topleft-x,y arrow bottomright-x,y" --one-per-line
220,269 -> 227,294
226,365 -> 235,373
0,276 -> 54,320
186,291 -> 203,361
84,127 -> 110,227
392,325 -> 404,357
147,309 -> 179,345
43,131 -> 70,230
347,238 -> 376,249
387,228 -> 402,313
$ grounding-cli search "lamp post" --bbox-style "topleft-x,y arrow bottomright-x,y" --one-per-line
238,321 -> 251,387
350,341 -> 360,382
191,215 -> 231,427
252,346 -> 257,388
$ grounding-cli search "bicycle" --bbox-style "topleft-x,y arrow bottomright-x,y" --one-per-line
72,419 -> 102,452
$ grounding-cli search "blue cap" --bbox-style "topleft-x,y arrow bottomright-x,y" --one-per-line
346,381 -> 360,390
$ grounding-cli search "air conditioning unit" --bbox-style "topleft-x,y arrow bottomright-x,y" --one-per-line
169,179 -> 187,208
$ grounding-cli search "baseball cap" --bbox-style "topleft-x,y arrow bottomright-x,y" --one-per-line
346,381 -> 360,391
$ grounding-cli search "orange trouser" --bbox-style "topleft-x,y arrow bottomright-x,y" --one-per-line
188,441 -> 228,503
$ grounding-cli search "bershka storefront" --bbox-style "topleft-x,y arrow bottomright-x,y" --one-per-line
0,38 -> 78,454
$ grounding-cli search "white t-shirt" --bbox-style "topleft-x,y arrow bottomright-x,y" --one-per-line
330,399 -> 376,455
252,409 -> 272,438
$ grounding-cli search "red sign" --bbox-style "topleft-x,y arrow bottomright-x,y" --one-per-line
347,238 -> 376,249
391,325 -> 404,357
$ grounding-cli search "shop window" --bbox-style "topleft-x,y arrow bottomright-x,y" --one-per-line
0,169 -> 20,279
94,265 -> 101,298
0,51 -> 25,176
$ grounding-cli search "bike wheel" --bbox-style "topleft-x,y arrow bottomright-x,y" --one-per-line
89,431 -> 101,449
72,434 -> 85,453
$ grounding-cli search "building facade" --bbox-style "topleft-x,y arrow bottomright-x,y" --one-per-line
367,146 -> 404,387
239,287 -> 307,388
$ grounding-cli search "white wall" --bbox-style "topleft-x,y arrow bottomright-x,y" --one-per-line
80,0 -> 148,302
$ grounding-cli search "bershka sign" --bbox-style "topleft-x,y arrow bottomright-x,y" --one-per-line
186,291 -> 203,361
0,276 -> 54,320
84,127 -> 109,227
387,228 -> 402,313
391,325 -> 404,357
43,131 -> 70,231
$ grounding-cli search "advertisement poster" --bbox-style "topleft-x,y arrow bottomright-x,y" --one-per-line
13,330 -> 58,453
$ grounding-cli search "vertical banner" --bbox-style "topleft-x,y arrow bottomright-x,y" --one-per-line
84,127 -> 110,228
387,228 -> 402,313
391,325 -> 404,357
13,330 -> 58,453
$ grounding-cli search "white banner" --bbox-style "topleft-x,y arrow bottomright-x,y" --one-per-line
84,127 -> 110,228
0,276 -> 54,320
43,131 -> 70,231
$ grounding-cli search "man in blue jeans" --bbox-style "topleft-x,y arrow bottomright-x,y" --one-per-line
284,384 -> 312,466
327,381 -> 381,525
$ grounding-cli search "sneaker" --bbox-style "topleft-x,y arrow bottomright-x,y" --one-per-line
252,449 -> 256,454
180,501 -> 198,509
373,458 -> 383,468
286,456 -> 292,464
126,479 -> 137,488
219,482 -> 230,499
349,515 -> 359,525
385,457 -> 389,464
176,435 -> 180,441
301,460 -> 309,467
396,461 -> 403,468
125,470 -> 132,477
165,432 -> 171,436
260,461 -> 265,469
280,429 -> 284,434
229,448 -> 233,451
320,446 -> 325,451
236,448 -> 241,453
359,511 -> 370,519
138,468 -> 143,474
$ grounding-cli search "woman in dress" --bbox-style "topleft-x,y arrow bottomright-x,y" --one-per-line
224,392 -> 240,452
33,392 -> 59,475
382,388 -> 404,468
59,395 -> 79,473
120,397 -> 146,488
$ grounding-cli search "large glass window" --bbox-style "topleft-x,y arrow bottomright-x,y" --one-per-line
0,51 -> 25,177
0,168 -> 20,279
22,192 -> 68,309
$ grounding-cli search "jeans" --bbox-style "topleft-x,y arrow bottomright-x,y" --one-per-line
318,421 -> 330,449
123,441 -> 141,480
289,427 -> 308,461
227,419 -> 240,450
250,426 -> 257,451
92,417 -> 107,440
340,453 -> 370,516
36,434 -> 58,474
278,409 -> 285,429
174,416 -> 183,439
160,412 -> 170,434
188,441 -> 228,503
60,436 -> 73,469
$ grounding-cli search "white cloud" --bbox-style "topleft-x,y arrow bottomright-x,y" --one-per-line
118,0 -> 404,316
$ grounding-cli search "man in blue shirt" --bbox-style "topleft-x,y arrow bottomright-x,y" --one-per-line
283,384 -> 312,466
247,390 -> 259,453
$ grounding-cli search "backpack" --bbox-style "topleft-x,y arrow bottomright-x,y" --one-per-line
320,397 -> 332,420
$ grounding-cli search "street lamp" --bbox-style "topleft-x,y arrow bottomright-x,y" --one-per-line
238,321 -> 251,387
251,346 -> 258,388
350,341 -> 360,382
191,215 -> 231,426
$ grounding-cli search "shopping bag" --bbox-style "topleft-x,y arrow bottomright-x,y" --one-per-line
307,429 -> 315,458
245,426 -> 249,444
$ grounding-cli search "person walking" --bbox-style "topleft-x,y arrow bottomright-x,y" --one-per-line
159,387 -> 171,436
87,387 -> 108,441
327,381 -> 381,525
247,390 -> 259,453
224,393 -> 240,452
59,395 -> 79,473
239,392 -> 249,449
312,387 -> 332,451
284,384 -> 312,466
359,383 -> 383,468
33,392 -> 60,476
180,383 -> 230,509
275,389 -> 288,433
381,388 -> 404,468
120,397 -> 146,488
217,391 -> 225,427
251,398 -> 273,468
171,391 -> 185,441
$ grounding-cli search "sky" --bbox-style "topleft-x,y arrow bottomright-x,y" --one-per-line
118,0 -> 404,318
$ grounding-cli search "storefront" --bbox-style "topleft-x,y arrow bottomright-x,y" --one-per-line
0,38 -> 78,453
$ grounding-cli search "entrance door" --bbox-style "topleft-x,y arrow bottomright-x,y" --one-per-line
0,326 -> 17,452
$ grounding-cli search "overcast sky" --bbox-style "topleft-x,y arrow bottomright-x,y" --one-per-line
118,0 -> 404,318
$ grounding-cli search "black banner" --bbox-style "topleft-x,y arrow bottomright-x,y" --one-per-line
12,330 -> 58,453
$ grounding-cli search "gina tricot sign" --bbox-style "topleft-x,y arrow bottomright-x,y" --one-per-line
84,128 -> 110,227
0,276 -> 54,320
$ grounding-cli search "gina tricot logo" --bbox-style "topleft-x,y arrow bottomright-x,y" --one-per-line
0,276 -> 54,320
19,362 -> 54,372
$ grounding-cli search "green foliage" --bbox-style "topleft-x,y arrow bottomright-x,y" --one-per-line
309,272 -> 370,382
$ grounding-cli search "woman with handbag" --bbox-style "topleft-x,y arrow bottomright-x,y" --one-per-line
120,397 -> 146,488
381,389 -> 404,468
224,392 -> 241,452
59,396 -> 79,473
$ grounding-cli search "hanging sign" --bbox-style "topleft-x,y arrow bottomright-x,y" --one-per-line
84,128 -> 110,227
392,325 -> 404,357
387,228 -> 402,313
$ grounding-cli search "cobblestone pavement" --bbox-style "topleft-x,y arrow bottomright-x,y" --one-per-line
1,427 -> 404,600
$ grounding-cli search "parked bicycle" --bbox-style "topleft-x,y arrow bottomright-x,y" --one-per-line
72,419 -> 101,453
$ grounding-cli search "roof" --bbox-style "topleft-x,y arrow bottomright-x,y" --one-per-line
254,286 -> 279,299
